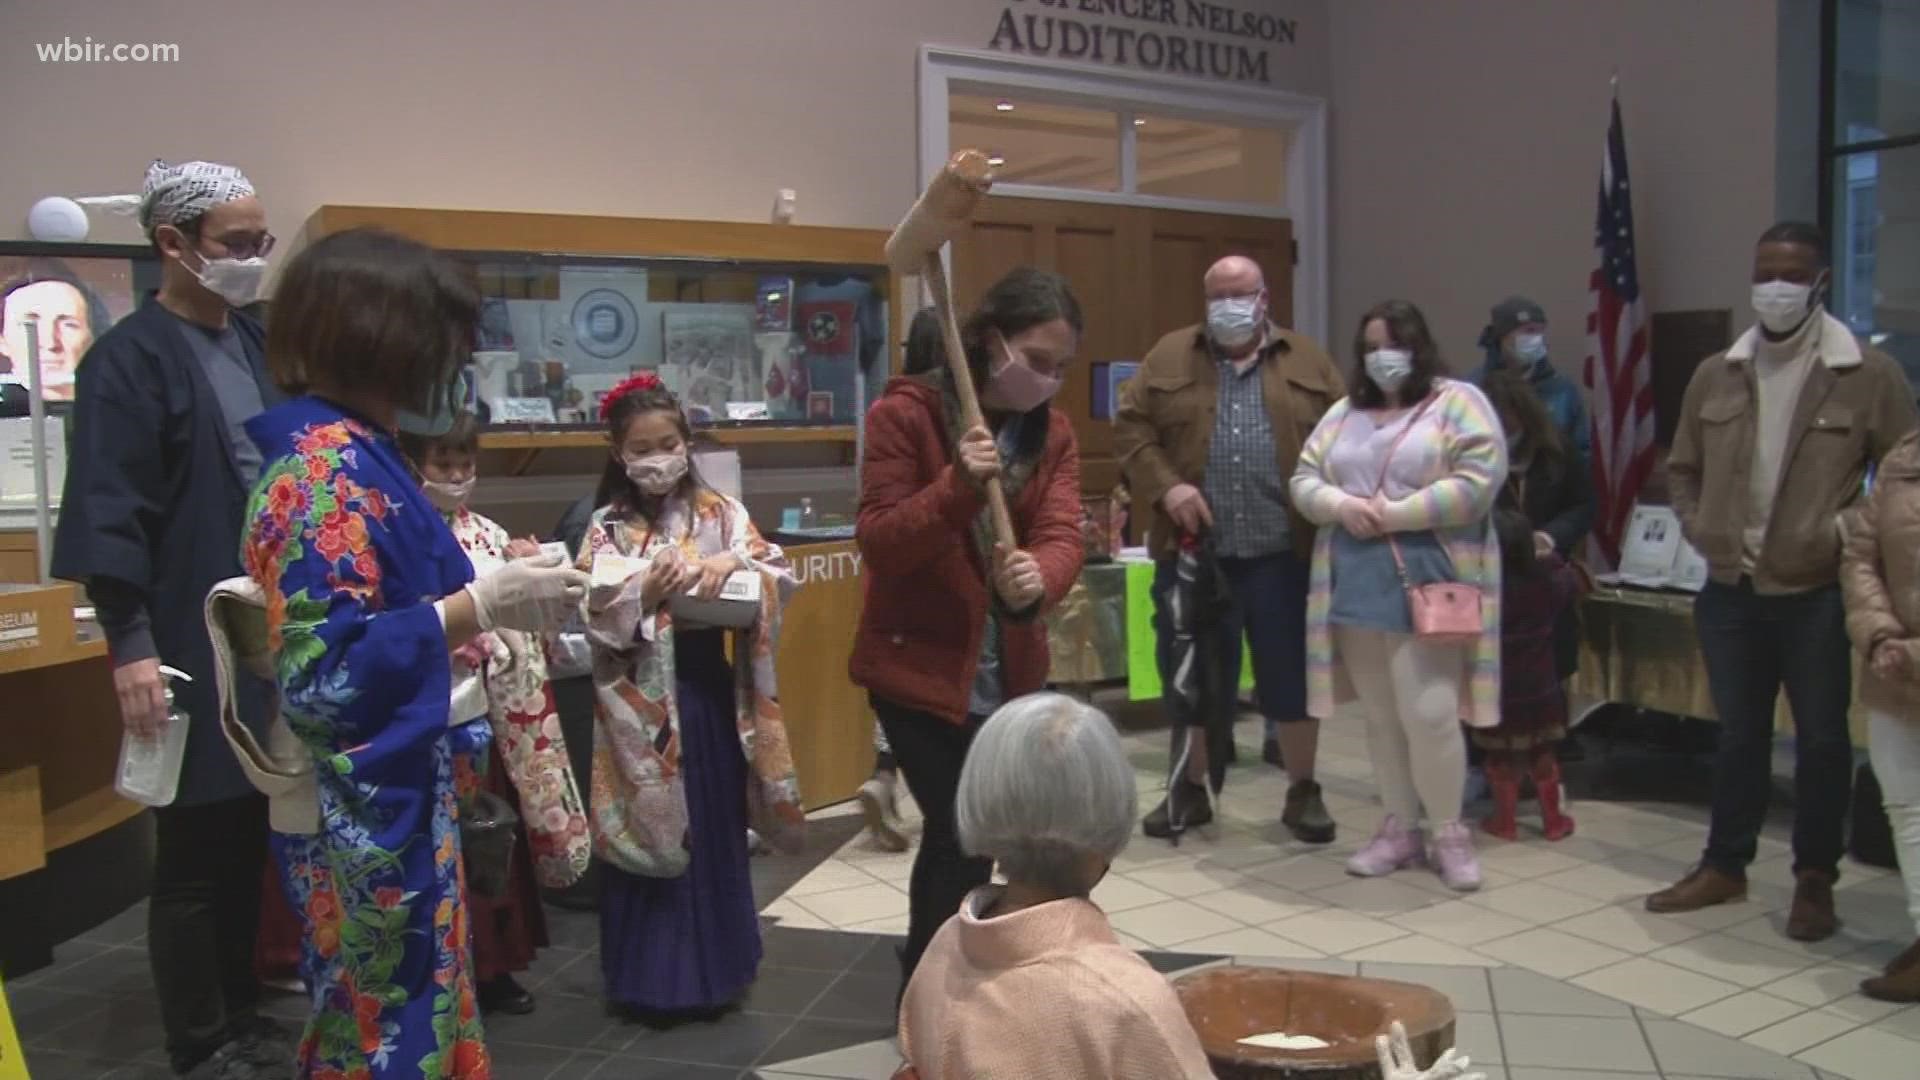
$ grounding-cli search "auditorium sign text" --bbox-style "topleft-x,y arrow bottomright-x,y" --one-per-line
989,0 -> 1299,85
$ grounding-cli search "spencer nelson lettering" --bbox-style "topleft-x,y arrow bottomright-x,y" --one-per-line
990,9 -> 1275,83
1013,0 -> 1300,45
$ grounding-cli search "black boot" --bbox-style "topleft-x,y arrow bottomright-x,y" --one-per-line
1142,776 -> 1214,842
1282,779 -> 1336,844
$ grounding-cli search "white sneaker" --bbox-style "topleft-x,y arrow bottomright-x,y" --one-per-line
859,775 -> 911,852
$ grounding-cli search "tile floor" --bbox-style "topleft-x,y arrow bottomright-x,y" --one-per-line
6,719 -> 1916,1079
763,722 -> 1918,1080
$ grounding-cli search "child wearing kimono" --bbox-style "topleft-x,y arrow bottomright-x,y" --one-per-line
399,413 -> 592,1014
580,373 -> 804,1020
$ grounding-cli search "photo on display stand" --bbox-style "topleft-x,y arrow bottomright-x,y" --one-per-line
0,242 -> 162,416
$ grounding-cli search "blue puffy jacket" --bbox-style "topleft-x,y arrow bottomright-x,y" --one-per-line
1468,344 -> 1593,473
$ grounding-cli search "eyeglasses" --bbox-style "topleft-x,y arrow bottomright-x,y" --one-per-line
207,231 -> 277,260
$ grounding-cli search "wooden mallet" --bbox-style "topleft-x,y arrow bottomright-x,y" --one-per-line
883,148 -> 1015,548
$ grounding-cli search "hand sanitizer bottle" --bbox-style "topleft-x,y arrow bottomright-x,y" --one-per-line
115,665 -> 194,807
798,497 -> 816,530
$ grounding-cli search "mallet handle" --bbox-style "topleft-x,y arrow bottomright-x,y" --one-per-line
923,253 -> 1016,550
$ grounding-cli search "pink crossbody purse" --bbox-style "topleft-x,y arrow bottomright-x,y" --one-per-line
1372,395 -> 1484,645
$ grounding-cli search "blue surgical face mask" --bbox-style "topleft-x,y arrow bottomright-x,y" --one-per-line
1512,332 -> 1549,367
1206,296 -> 1263,350
396,367 -> 472,437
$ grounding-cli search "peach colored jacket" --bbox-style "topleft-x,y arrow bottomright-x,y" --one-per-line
900,887 -> 1216,1079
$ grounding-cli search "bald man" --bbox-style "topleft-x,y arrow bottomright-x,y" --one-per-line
1116,256 -> 1345,844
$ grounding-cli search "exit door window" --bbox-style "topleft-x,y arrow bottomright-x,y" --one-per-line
1133,115 -> 1290,206
949,92 -> 1121,192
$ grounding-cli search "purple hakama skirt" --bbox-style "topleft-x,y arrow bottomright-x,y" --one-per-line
598,630 -> 762,1011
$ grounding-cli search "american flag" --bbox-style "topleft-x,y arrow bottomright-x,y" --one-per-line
1583,90 -> 1654,568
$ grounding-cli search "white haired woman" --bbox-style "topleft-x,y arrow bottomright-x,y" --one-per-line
897,693 -> 1214,1079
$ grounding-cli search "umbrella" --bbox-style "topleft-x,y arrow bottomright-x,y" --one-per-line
1161,533 -> 1238,833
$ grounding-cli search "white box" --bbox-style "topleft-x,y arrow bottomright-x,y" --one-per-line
0,416 -> 64,503
589,553 -> 761,628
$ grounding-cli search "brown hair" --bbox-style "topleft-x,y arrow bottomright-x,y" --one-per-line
1350,299 -> 1445,408
958,267 -> 1083,387
593,380 -> 706,511
265,227 -> 479,412
396,410 -> 481,467
1482,368 -> 1567,471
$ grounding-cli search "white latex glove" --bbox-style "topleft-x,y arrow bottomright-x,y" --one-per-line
1375,1021 -> 1485,1080
465,551 -> 589,633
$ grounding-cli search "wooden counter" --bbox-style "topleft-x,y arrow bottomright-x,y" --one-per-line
775,540 -> 873,810
0,583 -> 135,882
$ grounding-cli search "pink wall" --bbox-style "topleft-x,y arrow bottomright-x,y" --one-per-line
1327,0 -> 1781,379
0,0 -> 1328,250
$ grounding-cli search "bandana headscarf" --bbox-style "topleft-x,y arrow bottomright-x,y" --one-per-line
138,159 -> 254,234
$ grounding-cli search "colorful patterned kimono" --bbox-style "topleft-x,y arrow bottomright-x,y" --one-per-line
582,487 -> 804,1012
242,397 -> 490,1080
580,488 -> 805,874
443,507 -> 592,888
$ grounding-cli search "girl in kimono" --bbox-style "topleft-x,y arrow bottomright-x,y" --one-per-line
580,372 -> 803,1020
242,227 -> 588,1079
399,412 -> 593,1015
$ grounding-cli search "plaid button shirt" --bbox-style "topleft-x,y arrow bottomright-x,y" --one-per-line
1204,347 -> 1291,559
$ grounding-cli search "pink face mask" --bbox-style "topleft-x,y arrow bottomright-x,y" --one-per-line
980,333 -> 1063,414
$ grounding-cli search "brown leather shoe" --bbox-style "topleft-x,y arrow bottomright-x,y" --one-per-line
1645,865 -> 1746,914
1785,870 -> 1839,942
1861,949 -> 1920,1003
1883,937 -> 1920,977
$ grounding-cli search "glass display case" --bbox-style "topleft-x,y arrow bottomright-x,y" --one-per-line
457,254 -> 890,431
293,204 -> 903,544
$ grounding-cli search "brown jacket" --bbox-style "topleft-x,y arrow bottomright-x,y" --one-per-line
1840,430 -> 1920,714
1113,322 -> 1344,560
1668,313 -> 1917,593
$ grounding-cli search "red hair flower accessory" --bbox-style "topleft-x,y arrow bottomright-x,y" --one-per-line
599,370 -> 667,421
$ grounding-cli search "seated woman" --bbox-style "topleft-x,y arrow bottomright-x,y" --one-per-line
898,692 -> 1214,1080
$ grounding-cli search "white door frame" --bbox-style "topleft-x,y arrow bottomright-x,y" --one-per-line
918,44 -> 1330,345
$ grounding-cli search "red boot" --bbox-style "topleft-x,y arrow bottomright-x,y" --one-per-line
1480,755 -> 1520,841
1532,747 -> 1576,841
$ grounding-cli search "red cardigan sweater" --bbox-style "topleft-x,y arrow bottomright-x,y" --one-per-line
849,378 -> 1084,724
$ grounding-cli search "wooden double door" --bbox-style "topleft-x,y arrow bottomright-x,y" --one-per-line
950,196 -> 1295,494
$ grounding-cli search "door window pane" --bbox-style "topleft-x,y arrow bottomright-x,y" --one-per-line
949,92 -> 1120,192
1830,146 -> 1920,398
1831,0 -> 1920,148
1133,114 -> 1290,205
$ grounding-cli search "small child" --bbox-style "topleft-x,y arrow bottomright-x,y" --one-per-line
400,411 -> 592,1014
581,372 -> 803,1019
1478,507 -> 1582,841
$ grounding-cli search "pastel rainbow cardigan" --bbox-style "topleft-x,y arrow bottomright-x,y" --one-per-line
1289,378 -> 1507,728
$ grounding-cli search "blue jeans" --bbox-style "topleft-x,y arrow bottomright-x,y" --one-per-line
1696,580 -> 1854,879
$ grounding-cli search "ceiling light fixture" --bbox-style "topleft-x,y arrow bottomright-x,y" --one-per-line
987,155 -> 1007,166
1134,118 -> 1146,126
996,101 -> 1015,112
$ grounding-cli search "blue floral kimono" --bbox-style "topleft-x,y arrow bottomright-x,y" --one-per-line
241,396 -> 492,1080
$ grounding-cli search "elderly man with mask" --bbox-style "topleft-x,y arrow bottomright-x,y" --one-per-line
52,160 -> 285,1080
1469,296 -> 1591,472
1115,255 -> 1344,843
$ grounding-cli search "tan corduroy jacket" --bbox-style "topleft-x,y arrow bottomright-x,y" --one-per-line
1114,321 -> 1344,560
1668,312 -> 1917,594
1840,430 -> 1920,715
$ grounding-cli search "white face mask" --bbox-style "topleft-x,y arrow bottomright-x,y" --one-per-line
421,477 -> 474,514
1752,279 -> 1816,335
1206,296 -> 1263,350
187,251 -> 269,308
1512,333 -> 1549,367
1364,348 -> 1414,394
625,451 -> 688,496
